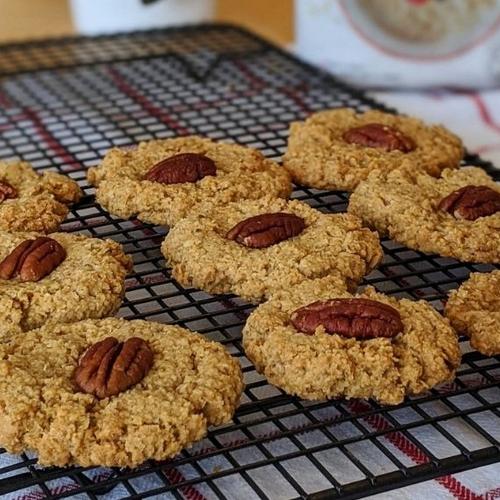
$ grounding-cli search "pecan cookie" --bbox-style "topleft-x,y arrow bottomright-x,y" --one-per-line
349,164 -> 500,263
0,161 -> 82,232
162,197 -> 383,302
88,136 -> 292,227
445,271 -> 500,356
0,317 -> 243,467
283,108 -> 463,191
243,276 -> 460,405
0,231 -> 132,336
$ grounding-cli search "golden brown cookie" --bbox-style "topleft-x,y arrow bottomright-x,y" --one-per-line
162,197 -> 383,302
0,231 -> 132,336
283,108 -> 463,191
0,161 -> 82,232
349,164 -> 500,263
0,317 -> 243,467
243,276 -> 460,405
88,136 -> 292,227
445,271 -> 500,356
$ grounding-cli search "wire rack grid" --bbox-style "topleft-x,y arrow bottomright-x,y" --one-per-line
0,24 -> 498,500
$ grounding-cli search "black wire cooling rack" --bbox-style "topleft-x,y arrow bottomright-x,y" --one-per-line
0,24 -> 499,500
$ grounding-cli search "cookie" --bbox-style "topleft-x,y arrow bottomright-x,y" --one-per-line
0,317 -> 243,467
88,136 -> 292,227
162,197 -> 383,302
349,164 -> 500,263
0,231 -> 132,336
357,0 -> 493,44
445,271 -> 500,356
243,276 -> 460,405
283,108 -> 463,191
0,161 -> 82,233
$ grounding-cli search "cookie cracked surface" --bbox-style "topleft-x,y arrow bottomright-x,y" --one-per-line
0,318 -> 243,467
0,161 -> 82,233
88,137 -> 292,227
349,165 -> 500,263
162,197 -> 383,302
243,276 -> 460,405
445,271 -> 500,356
283,108 -> 463,191
0,231 -> 132,336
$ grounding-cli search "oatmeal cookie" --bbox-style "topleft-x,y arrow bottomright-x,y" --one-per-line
0,161 -> 82,232
243,276 -> 460,405
88,136 -> 292,227
0,231 -> 132,336
445,271 -> 500,356
162,197 -> 383,302
283,108 -> 463,191
0,317 -> 243,467
349,164 -> 500,263
358,0 -> 496,43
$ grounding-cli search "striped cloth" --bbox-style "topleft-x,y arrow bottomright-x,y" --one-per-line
372,90 -> 500,168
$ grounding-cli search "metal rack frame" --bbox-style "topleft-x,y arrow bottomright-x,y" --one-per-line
0,24 -> 498,499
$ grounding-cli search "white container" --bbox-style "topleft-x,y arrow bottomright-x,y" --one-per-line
295,0 -> 500,88
70,0 -> 214,35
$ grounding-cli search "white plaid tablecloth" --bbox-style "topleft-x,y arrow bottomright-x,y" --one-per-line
2,89 -> 499,500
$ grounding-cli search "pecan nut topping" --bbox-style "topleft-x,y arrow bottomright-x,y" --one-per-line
0,237 -> 66,282
144,153 -> 216,185
0,180 -> 17,203
291,298 -> 404,339
437,185 -> 500,221
74,337 -> 154,399
342,123 -> 415,152
227,212 -> 306,248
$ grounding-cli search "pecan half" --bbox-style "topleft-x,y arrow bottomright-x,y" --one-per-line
0,180 -> 17,203
0,237 -> 66,282
227,212 -> 305,248
73,337 -> 154,399
144,153 -> 216,185
291,298 -> 403,339
437,185 -> 500,221
342,123 -> 415,152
